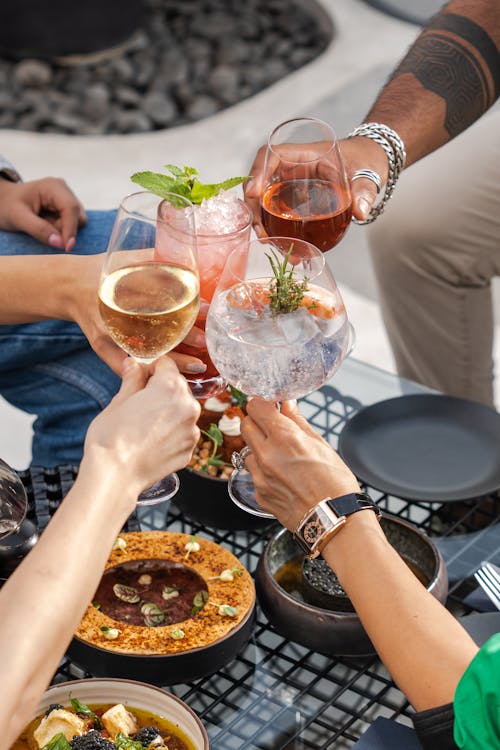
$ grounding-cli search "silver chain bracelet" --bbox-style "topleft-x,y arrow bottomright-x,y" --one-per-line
346,123 -> 406,225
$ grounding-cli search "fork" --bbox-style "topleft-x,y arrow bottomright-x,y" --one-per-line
474,562 -> 500,610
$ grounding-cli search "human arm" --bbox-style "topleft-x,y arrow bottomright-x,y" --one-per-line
0,176 -> 88,251
245,0 -> 500,223
241,398 -> 478,712
0,253 -> 207,376
343,0 -> 500,219
0,356 -> 200,748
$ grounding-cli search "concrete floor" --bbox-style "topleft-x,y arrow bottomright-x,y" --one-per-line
1,0 -> 498,468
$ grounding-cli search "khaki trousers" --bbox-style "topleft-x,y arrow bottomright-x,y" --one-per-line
368,108 -> 500,407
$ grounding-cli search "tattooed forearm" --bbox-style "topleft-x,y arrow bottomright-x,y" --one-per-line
392,12 -> 500,138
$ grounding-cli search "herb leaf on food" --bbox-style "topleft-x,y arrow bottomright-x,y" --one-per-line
69,698 -> 103,729
115,733 -> 144,750
229,386 -> 248,407
202,424 -> 223,447
207,456 -> 226,467
191,589 -> 209,615
40,733 -> 72,750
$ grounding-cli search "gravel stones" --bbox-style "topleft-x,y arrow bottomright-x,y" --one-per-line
0,0 -> 331,135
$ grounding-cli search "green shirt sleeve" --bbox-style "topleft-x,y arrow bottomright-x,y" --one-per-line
453,633 -> 500,748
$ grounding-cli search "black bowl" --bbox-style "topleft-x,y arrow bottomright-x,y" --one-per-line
174,468 -> 272,531
255,515 -> 448,658
66,530 -> 257,685
67,602 -> 255,685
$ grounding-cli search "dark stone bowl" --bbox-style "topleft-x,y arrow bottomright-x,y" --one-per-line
173,468 -> 273,532
255,514 -> 448,658
67,602 -> 256,686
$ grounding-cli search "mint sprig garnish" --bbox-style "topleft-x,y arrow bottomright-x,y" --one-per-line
131,164 -> 250,206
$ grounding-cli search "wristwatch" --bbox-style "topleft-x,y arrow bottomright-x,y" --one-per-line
293,492 -> 382,558
0,156 -> 22,183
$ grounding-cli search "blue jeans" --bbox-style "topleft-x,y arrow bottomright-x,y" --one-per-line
0,211 -> 121,467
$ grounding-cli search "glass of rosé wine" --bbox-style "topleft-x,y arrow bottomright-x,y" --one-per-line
172,194 -> 252,399
98,191 -> 200,505
261,117 -> 352,253
205,237 -> 353,517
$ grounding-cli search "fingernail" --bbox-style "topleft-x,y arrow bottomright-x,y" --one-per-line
48,232 -> 64,249
192,331 -> 206,347
65,236 -> 76,253
358,198 -> 371,219
186,362 -> 207,374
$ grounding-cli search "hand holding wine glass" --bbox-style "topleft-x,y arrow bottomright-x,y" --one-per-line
246,117 -> 352,252
98,190 -> 200,505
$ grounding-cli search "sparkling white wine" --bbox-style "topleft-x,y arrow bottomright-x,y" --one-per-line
99,263 -> 199,363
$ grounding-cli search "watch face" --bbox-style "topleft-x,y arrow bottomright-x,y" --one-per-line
303,517 -> 325,545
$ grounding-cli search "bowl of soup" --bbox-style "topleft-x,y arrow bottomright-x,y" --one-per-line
12,678 -> 209,750
255,514 -> 448,658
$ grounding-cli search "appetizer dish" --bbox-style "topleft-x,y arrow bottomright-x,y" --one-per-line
74,531 -> 255,657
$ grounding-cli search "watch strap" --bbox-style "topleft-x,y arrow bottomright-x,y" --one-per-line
326,492 -> 381,519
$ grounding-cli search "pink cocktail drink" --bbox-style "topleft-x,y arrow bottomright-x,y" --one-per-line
157,194 -> 252,397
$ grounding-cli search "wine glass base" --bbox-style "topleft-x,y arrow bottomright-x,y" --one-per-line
228,470 -> 275,519
137,472 -> 180,506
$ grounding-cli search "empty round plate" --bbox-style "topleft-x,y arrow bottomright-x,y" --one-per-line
338,394 -> 500,502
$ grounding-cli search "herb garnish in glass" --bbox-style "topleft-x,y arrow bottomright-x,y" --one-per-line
131,164 -> 252,399
205,237 -> 353,516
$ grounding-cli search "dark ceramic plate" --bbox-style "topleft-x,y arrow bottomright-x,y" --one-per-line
338,394 -> 500,502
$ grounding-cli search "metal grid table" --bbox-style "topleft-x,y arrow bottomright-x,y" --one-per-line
19,359 -> 500,749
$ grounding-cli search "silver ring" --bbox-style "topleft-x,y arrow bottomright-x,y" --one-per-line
231,446 -> 251,471
351,169 -> 382,194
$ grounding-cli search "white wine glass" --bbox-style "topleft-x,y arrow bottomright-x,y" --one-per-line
205,236 -> 353,517
98,191 -> 200,505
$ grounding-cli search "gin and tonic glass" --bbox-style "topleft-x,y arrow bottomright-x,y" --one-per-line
205,237 -> 352,516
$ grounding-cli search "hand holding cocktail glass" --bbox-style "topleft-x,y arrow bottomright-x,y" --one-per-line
245,117 -> 352,252
205,236 -> 353,516
98,191 -> 199,505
